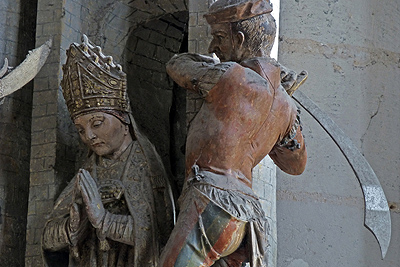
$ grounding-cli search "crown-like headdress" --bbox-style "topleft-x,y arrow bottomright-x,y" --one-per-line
61,35 -> 129,119
204,0 -> 273,24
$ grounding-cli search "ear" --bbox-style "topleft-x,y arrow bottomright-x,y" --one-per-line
236,31 -> 245,48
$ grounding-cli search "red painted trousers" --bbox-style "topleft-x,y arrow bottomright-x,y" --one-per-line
159,186 -> 249,267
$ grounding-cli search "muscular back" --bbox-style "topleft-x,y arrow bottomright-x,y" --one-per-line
185,62 -> 297,186
166,53 -> 306,188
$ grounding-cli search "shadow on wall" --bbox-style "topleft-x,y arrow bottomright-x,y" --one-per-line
124,11 -> 188,194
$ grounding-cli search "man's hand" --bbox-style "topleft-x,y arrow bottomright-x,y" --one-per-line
78,169 -> 106,228
280,65 -> 308,96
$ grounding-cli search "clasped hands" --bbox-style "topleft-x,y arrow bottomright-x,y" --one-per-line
68,169 -> 106,244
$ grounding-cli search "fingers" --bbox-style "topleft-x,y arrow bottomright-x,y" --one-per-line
281,71 -> 296,91
78,173 -> 92,205
77,169 -> 105,228
69,203 -> 80,232
78,169 -> 98,202
281,70 -> 309,96
296,70 -> 308,87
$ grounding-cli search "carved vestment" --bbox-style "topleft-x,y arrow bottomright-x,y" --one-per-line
42,129 -> 174,267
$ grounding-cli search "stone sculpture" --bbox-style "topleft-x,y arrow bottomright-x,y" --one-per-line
159,0 -> 307,266
42,35 -> 175,266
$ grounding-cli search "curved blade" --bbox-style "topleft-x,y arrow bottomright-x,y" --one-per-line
0,58 -> 8,78
293,89 -> 391,259
0,39 -> 52,98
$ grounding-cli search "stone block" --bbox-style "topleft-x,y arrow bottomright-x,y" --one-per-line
36,200 -> 54,215
133,28 -> 151,40
149,30 -> 167,46
37,9 -> 54,24
30,170 -> 55,186
24,243 -> 41,257
136,55 -> 164,72
146,19 -> 170,33
45,129 -> 58,143
189,12 -> 198,26
5,39 -> 17,54
136,39 -> 156,58
32,88 -> 54,104
29,158 -> 45,173
46,102 -> 57,115
198,39 -> 211,54
165,36 -> 182,52
25,229 -> 35,245
63,9 -> 72,26
31,143 -> 56,159
34,228 -> 43,244
31,116 -> 56,132
28,200 -> 36,216
32,104 -> 47,117
172,0 -> 188,11
166,24 -> 185,40
189,24 -> 207,38
189,0 -> 208,13
80,5 -> 89,20
156,46 -> 174,63
64,0 -> 81,19
26,215 -> 43,231
25,256 -> 43,267
48,184 -> 60,199
188,40 -> 197,53
31,131 -> 46,146
33,76 -> 50,91
197,12 -> 208,26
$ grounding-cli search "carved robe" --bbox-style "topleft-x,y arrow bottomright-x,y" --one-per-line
42,124 -> 174,267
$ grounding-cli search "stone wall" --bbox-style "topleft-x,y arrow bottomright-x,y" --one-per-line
277,0 -> 400,266
26,0 -> 70,265
124,11 -> 188,190
0,0 -> 37,265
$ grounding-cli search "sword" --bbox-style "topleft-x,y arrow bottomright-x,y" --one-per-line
0,39 -> 52,99
292,87 -> 391,259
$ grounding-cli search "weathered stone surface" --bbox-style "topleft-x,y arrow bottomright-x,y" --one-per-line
278,0 -> 400,266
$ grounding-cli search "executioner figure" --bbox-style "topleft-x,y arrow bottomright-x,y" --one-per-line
42,35 -> 175,266
160,0 -> 307,266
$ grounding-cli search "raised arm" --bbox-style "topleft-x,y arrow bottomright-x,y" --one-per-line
166,53 -> 232,96
269,109 -> 307,175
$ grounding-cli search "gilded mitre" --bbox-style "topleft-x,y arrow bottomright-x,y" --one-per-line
61,35 -> 129,120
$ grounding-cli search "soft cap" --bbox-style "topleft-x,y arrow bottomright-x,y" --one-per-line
204,0 -> 273,24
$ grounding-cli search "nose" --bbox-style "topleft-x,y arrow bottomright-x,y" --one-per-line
85,128 -> 96,141
208,40 -> 216,54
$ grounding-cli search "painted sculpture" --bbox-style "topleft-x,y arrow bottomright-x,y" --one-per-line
42,35 -> 175,266
159,0 -> 307,266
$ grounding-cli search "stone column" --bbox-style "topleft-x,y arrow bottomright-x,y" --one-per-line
188,0 -> 277,266
0,1 -> 37,265
25,0 -> 79,264
277,0 -> 399,266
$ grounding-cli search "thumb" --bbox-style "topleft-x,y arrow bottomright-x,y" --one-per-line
70,203 -> 80,232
